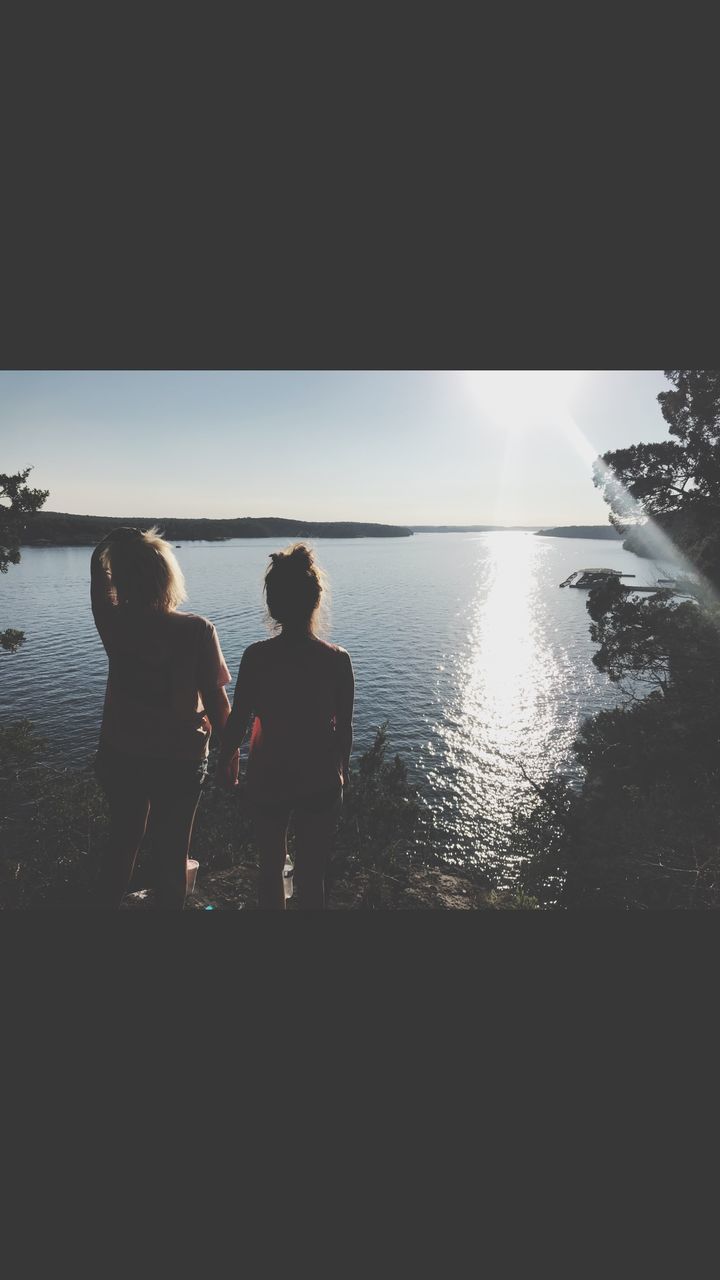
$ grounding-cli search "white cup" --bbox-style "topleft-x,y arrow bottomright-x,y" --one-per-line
186,858 -> 199,895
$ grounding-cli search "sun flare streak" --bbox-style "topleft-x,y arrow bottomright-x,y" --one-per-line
555,408 -> 718,605
462,370 -> 718,609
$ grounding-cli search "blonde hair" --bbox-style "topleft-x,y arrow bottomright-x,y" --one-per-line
103,527 -> 187,611
264,543 -> 329,634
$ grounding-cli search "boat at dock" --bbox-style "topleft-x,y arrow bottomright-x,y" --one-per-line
560,568 -> 630,589
559,568 -> 677,592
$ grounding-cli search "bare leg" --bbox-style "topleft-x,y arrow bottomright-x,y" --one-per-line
97,792 -> 150,909
293,798 -> 342,910
253,814 -> 290,910
150,783 -> 204,911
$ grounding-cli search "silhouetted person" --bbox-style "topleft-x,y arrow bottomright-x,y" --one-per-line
216,543 -> 354,909
91,526 -> 232,908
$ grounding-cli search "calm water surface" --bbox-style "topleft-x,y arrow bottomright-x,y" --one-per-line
0,533 -> 680,877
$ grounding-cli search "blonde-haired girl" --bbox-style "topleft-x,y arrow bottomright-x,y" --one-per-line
91,526 -> 234,908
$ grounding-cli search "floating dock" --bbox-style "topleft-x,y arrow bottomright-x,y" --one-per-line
559,568 -> 678,592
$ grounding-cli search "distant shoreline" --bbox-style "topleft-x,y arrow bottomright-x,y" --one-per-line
410,524 -> 619,538
21,512 -> 414,546
410,524 -> 540,533
20,513 -> 626,548
535,525 -> 621,540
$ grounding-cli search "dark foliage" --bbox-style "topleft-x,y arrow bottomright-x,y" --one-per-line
1,467 -> 49,651
593,369 -> 720,585
329,722 -> 440,907
518,371 -> 720,909
0,721 -> 108,907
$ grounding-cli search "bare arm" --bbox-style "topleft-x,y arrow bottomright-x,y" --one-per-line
215,647 -> 256,790
201,685 -> 232,738
336,650 -> 355,786
90,527 -> 142,644
90,533 -> 115,613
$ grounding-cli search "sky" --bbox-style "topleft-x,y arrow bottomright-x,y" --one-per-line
0,370 -> 672,526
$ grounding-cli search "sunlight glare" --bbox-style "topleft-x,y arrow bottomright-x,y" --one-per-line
463,370 -> 587,429
452,532 -> 557,868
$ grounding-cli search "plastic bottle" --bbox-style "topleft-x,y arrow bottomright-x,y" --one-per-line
283,857 -> 294,901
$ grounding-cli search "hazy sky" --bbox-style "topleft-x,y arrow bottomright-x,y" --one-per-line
0,370 -> 672,526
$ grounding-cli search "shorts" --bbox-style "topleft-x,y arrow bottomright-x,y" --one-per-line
248,783 -> 343,822
94,743 -> 208,905
94,742 -> 208,801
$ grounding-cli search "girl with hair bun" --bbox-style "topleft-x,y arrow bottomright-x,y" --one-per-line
216,543 -> 354,909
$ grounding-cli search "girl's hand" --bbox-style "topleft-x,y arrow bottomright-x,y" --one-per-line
216,750 -> 240,791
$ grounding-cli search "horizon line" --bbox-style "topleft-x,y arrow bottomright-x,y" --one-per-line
34,509 -> 611,530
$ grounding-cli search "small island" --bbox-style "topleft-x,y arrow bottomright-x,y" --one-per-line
535,525 -> 622,540
21,512 -> 414,546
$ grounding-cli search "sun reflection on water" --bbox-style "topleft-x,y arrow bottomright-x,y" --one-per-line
438,533 -> 559,877
467,534 -> 535,745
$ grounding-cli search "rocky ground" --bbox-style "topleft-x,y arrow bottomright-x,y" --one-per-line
121,860 -> 524,910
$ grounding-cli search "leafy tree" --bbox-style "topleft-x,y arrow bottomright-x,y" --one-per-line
593,369 -> 720,585
518,371 -> 720,908
584,576 -> 710,698
1,467 -> 49,652
587,370 -> 720,703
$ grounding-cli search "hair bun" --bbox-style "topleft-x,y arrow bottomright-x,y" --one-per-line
290,544 -> 313,566
264,542 -> 324,629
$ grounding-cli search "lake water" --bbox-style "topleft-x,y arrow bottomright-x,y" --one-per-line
0,533 -> 681,878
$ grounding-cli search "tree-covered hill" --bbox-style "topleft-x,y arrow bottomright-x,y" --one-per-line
21,512 -> 413,545
535,525 -> 622,539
